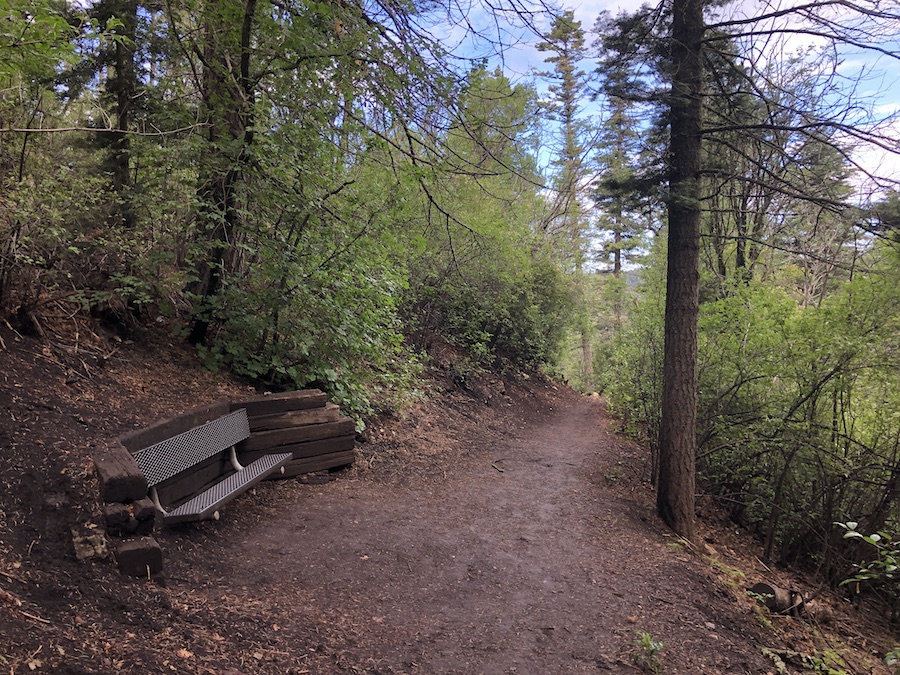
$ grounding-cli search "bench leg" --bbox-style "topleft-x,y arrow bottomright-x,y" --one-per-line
149,487 -> 166,514
228,446 -> 244,472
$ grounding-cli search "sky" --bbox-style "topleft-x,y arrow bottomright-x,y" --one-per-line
451,0 -> 900,195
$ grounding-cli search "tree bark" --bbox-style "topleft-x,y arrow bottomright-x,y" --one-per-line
657,0 -> 704,541
187,0 -> 257,346
581,330 -> 593,389
111,0 -> 137,228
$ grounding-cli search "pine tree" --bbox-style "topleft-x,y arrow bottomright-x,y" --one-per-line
536,10 -> 592,252
536,10 -> 597,388
593,68 -> 646,278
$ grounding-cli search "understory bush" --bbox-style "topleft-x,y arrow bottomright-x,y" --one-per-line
431,257 -> 574,368
602,241 -> 666,480
605,241 -> 900,578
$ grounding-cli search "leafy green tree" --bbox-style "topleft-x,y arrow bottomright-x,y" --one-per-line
0,1 -> 102,310
399,66 -> 574,370
591,13 -> 653,279
0,1 -> 81,82
178,0 -> 259,345
696,247 -> 899,564
603,234 -> 667,483
700,45 -> 861,302
593,94 -> 645,278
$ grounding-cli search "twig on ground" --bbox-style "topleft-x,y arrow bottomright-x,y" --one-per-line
21,610 -> 50,625
26,311 -> 45,339
0,589 -> 22,606
756,556 -> 773,574
4,320 -> 22,339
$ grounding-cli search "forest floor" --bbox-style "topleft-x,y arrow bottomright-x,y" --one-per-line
0,314 -> 896,674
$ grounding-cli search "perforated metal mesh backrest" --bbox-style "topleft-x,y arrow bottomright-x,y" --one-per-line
133,409 -> 250,487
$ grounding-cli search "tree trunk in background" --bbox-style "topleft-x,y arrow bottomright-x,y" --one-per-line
581,331 -> 593,390
657,0 -> 703,541
111,0 -> 137,228
188,0 -> 257,346
92,0 -> 138,228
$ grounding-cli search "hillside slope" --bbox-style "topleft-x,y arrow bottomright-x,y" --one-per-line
0,320 -> 894,674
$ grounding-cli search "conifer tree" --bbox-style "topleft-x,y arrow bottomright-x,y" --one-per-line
536,10 -> 597,388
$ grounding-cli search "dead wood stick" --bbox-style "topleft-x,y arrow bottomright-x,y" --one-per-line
755,556 -> 773,574
25,311 -> 45,339
0,589 -> 22,606
4,319 -> 22,339
21,610 -> 50,625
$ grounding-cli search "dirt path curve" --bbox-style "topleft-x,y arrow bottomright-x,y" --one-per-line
165,395 -> 768,674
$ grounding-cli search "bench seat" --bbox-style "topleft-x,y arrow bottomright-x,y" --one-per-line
164,451 -> 292,525
133,408 -> 292,525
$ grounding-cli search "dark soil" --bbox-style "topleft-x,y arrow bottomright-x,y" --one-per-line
0,318 -> 895,674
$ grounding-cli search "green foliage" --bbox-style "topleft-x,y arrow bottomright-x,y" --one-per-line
761,647 -> 849,675
604,224 -> 900,567
187,119 -> 426,421
399,67 -> 575,370
705,555 -> 746,588
403,216 -> 574,369
199,261 -> 421,424
602,234 -> 666,475
0,0 -> 577,435
630,631 -> 665,674
701,252 -> 900,559
885,647 -> 900,668
692,258 -> 900,563
1,131 -> 115,303
0,1 -> 85,81
837,522 -> 899,615
447,255 -> 573,367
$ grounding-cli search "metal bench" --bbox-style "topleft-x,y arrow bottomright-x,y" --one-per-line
133,408 -> 292,525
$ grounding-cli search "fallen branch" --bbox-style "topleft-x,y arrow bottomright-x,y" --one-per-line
0,589 -> 22,607
20,610 -> 50,625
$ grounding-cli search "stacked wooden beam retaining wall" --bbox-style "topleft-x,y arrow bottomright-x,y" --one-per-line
93,390 -> 355,578
232,390 -> 356,478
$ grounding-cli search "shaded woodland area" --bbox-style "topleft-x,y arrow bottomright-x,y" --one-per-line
2,0 -> 900,661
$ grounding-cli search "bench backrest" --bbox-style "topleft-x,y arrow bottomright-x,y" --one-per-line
133,408 -> 251,487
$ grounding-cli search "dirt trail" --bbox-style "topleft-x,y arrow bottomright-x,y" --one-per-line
1,328 -> 892,674
162,395 -> 768,674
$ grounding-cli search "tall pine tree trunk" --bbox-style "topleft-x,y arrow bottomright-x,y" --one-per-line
657,0 -> 704,541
